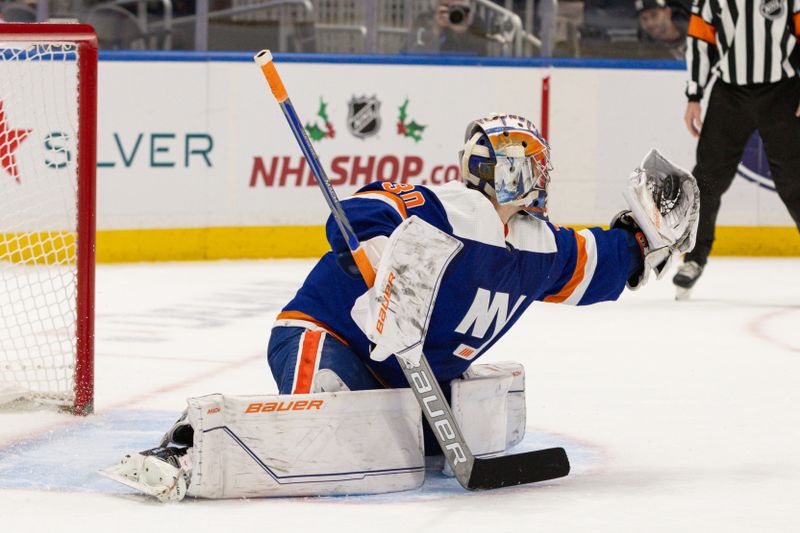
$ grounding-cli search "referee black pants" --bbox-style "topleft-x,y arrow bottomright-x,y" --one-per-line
687,77 -> 800,266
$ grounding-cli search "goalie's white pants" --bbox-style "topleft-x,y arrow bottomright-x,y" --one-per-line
182,362 -> 526,498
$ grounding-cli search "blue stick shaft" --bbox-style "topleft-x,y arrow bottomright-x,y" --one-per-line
277,98 -> 361,254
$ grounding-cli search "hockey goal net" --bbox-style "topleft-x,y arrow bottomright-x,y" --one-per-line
0,24 -> 97,415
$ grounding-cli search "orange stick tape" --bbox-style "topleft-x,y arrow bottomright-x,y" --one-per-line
259,61 -> 288,103
352,247 -> 376,288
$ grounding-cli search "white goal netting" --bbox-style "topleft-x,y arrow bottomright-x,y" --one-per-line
0,41 -> 83,407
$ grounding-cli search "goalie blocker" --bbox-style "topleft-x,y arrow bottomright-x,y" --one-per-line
100,362 -> 528,501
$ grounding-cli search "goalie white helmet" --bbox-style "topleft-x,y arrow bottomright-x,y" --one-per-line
459,113 -> 552,220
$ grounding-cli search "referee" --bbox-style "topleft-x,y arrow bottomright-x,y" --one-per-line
674,0 -> 800,298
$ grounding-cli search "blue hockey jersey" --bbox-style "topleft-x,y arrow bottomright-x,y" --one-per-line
279,180 -> 640,388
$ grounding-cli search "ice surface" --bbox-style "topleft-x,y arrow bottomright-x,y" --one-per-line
1,257 -> 798,532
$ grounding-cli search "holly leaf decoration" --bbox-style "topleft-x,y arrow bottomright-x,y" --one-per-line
396,99 -> 426,142
317,98 -> 330,123
398,99 -> 408,123
405,120 -> 426,142
305,122 -> 327,142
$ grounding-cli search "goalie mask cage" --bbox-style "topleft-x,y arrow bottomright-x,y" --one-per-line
0,24 -> 97,415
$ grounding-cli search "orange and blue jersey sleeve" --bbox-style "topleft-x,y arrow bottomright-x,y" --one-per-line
325,182 -> 450,257
536,225 -> 643,305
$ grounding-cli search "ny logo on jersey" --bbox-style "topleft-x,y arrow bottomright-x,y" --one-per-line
453,288 -> 526,360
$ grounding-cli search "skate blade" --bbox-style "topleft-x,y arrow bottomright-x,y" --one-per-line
98,465 -> 171,501
675,287 -> 692,301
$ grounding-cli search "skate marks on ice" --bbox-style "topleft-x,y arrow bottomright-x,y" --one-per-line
659,297 -> 800,354
97,278 -> 298,345
0,411 -> 177,493
0,410 -> 602,500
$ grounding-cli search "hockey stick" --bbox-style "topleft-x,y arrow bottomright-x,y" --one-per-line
254,50 -> 569,490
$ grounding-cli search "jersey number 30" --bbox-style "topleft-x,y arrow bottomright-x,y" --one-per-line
382,182 -> 425,209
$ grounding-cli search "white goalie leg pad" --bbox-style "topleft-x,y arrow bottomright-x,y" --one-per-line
185,389 -> 424,498
351,215 -> 463,365
445,362 -> 526,475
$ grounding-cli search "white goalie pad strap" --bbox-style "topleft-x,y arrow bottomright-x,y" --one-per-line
351,215 -> 463,365
185,389 -> 424,499
445,362 -> 526,475
623,149 -> 700,257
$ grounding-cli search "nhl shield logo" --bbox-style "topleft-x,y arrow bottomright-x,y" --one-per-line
347,95 -> 381,139
760,0 -> 784,20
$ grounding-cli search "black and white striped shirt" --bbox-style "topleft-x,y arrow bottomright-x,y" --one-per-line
686,0 -> 800,100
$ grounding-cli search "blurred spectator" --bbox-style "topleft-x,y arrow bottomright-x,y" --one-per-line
0,0 -> 37,23
636,0 -> 689,59
406,0 -> 491,56
552,0 -> 584,57
579,0 -> 641,58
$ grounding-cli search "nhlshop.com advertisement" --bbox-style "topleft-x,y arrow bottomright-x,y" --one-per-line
88,57 -> 796,260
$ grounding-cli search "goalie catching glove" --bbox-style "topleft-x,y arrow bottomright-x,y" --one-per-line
613,149 -> 700,289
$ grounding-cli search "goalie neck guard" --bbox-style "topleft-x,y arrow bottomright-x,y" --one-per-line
459,113 -> 552,221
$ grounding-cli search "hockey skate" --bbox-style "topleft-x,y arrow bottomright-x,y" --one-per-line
672,261 -> 703,301
160,409 -> 194,447
99,446 -> 191,502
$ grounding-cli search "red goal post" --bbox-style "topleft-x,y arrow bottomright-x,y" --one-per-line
0,24 -> 97,415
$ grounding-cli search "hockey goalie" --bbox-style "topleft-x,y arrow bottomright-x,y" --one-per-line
101,113 -> 699,502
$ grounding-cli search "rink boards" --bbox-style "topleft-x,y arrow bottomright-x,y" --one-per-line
66,54 -> 800,260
